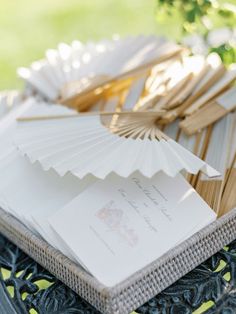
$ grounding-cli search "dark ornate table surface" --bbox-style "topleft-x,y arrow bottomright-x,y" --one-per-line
0,233 -> 236,314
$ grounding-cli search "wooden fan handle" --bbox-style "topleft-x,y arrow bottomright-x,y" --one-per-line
179,101 -> 228,135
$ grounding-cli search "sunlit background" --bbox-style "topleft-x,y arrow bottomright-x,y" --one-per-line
0,0 -> 160,89
1,0 -> 236,89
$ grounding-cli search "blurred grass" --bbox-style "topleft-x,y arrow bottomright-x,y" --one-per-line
0,0 -> 162,89
1,0 -> 235,90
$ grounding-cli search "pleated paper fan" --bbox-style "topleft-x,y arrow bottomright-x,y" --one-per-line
18,38 -> 117,100
17,35 -> 182,106
14,112 -> 219,179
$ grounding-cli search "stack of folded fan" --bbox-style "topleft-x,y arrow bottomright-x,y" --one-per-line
0,34 -> 235,299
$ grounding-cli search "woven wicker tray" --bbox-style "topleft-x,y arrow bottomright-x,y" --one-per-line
0,206 -> 236,314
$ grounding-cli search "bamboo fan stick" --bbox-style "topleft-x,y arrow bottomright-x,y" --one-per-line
188,65 -> 226,99
197,177 -> 224,214
214,114 -> 236,215
109,116 -> 160,132
102,112 -> 164,137
194,115 -> 233,214
145,62 -> 168,93
104,78 -> 133,98
145,71 -> 163,93
109,122 -> 149,136
183,66 -> 236,116
62,77 -> 134,112
166,64 -> 210,109
61,46 -> 183,109
181,64 -> 226,109
136,73 -> 174,111
59,75 -> 110,101
17,110 -> 166,122
180,87 -> 236,135
223,114 -> 236,184
107,114 -> 166,139
146,57 -> 182,92
176,126 -> 181,142
145,66 -> 173,95
154,73 -> 193,110
159,64 -> 226,124
153,126 -> 168,140
190,126 -> 213,188
223,143 -> 236,193
135,88 -> 164,111
219,154 -> 236,217
131,57 -> 199,110
66,92 -> 103,112
115,124 -> 150,139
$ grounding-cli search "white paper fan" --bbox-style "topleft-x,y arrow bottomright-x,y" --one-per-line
18,35 -> 182,104
14,112 -> 219,179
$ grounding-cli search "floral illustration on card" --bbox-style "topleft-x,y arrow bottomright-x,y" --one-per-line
96,200 -> 138,247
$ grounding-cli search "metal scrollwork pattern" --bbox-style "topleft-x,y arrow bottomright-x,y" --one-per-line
0,234 -> 101,314
1,232 -> 236,314
137,242 -> 236,314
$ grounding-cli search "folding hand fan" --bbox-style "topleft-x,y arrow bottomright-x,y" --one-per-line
17,36 -> 182,110
15,111 -> 219,179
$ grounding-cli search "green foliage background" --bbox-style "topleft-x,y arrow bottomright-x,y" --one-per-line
0,0 -> 235,89
156,0 -> 236,64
